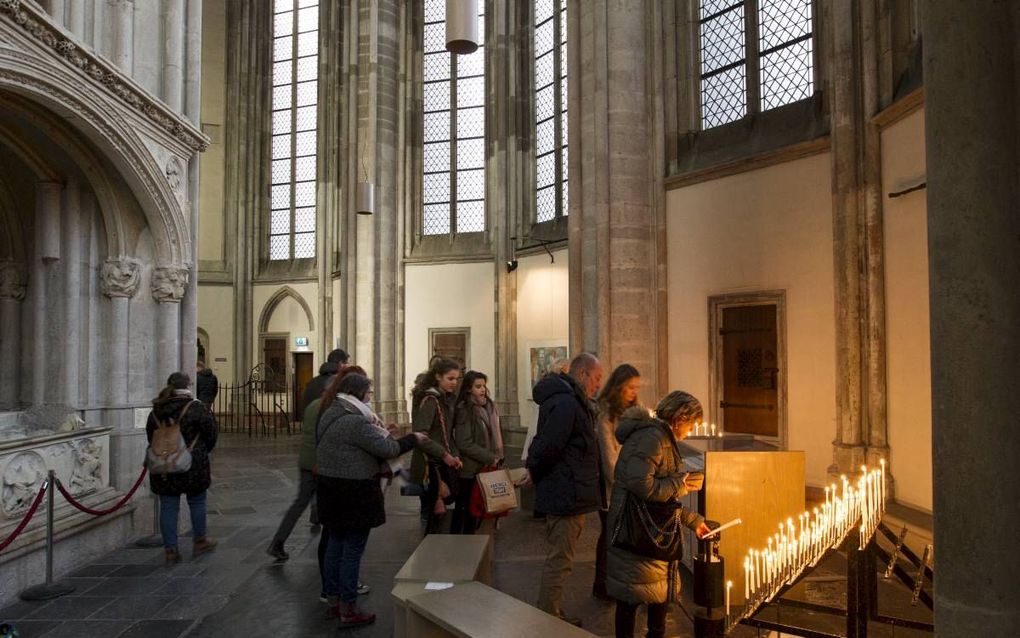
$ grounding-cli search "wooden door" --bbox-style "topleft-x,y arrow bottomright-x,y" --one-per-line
292,351 -> 314,421
721,305 -> 779,437
430,330 -> 469,369
263,337 -> 288,393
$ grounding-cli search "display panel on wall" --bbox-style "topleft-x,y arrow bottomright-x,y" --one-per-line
429,328 -> 470,369
529,346 -> 567,389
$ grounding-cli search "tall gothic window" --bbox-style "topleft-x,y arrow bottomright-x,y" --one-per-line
699,0 -> 813,129
534,0 -> 567,222
270,0 -> 319,260
422,0 -> 486,235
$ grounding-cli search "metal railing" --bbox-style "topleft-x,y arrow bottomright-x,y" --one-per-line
210,364 -> 299,437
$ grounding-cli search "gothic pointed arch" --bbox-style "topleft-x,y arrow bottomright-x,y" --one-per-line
258,285 -> 316,334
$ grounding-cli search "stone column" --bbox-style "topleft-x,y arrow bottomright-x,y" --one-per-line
0,261 -> 26,408
922,2 -> 1020,635
825,0 -> 868,477
347,0 -> 404,423
62,180 -> 82,407
567,1 -> 666,399
162,0 -> 185,112
67,0 -> 85,40
179,0 -> 202,377
152,266 -> 188,382
100,258 -> 141,405
111,0 -> 135,74
33,181 -> 62,405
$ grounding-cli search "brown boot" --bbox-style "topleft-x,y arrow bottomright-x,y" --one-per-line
338,602 -> 375,628
192,536 -> 218,557
165,547 -> 181,565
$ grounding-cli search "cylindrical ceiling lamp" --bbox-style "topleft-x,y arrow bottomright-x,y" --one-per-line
356,181 -> 375,215
446,0 -> 479,55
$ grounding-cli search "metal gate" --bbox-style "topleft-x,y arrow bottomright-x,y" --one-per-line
210,364 -> 298,437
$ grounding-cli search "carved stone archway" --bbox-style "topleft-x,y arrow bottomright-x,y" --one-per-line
258,286 -> 316,335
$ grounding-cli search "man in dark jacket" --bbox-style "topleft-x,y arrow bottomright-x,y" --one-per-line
525,353 -> 605,626
302,348 -> 350,407
195,361 -> 219,408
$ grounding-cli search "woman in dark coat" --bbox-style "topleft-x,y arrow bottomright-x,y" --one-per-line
409,358 -> 463,534
145,372 -> 218,564
606,392 -> 711,638
316,373 -> 426,628
451,370 -> 504,534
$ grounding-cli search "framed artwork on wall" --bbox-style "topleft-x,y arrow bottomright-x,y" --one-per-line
529,345 -> 568,389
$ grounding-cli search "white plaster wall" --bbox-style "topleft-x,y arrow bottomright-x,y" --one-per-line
516,250 -> 570,448
666,153 -> 837,487
198,0 -> 226,263
403,262 -> 495,399
881,109 -> 932,511
252,282 -> 320,374
197,285 -> 235,386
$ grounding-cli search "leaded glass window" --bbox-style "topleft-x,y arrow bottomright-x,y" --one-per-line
270,0 -> 319,260
422,0 -> 486,236
534,0 -> 567,223
699,0 -> 813,130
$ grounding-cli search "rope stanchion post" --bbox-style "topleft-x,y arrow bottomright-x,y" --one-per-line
20,470 -> 75,601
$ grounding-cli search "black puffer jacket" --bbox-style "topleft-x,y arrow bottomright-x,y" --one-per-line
146,394 -> 218,496
195,368 -> 219,405
525,373 -> 603,516
302,361 -> 339,407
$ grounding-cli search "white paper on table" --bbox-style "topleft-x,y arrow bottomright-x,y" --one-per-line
424,582 -> 455,591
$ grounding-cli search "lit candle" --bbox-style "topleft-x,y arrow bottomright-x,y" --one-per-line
711,423 -> 716,437
726,580 -> 732,618
880,459 -> 886,510
744,557 -> 751,600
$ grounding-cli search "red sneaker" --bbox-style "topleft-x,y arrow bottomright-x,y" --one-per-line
338,603 -> 376,628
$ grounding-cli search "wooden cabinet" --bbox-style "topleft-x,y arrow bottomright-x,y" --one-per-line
678,439 -> 805,604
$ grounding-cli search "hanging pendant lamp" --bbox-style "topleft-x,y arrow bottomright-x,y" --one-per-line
446,0 -> 479,55
356,181 -> 375,215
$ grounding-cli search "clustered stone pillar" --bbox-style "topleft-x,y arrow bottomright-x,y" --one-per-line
922,1 -> 1020,635
151,266 -> 189,385
100,258 -> 142,405
111,0 -> 135,74
567,0 -> 666,398
33,181 -> 62,405
62,179 -> 82,406
0,261 -> 26,408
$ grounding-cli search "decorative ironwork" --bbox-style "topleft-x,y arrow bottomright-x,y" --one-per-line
211,364 -> 296,438
422,0 -> 486,236
270,0 -> 319,260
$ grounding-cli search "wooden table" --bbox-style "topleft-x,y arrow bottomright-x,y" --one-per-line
405,581 -> 596,638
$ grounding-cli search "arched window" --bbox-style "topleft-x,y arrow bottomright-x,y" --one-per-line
699,0 -> 814,129
422,0 -> 486,235
270,0 -> 319,260
533,0 -> 567,222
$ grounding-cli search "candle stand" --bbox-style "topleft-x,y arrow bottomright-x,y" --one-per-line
729,521 -> 934,637
693,525 -> 726,638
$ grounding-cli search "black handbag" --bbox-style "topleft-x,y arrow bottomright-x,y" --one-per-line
611,492 -> 686,561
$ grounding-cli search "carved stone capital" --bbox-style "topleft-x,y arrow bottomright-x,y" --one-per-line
151,265 -> 189,303
0,260 -> 27,301
100,257 -> 141,298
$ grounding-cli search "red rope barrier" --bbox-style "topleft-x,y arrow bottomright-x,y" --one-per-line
0,481 -> 48,553
54,467 -> 148,517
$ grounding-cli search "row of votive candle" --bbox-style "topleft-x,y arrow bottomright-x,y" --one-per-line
741,461 -> 886,611
691,421 -> 723,437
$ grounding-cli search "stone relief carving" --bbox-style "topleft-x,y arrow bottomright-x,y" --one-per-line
165,156 -> 184,191
99,257 -> 141,298
1,451 -> 45,515
69,438 -> 102,496
0,0 -> 208,152
0,260 -> 26,300
151,265 -> 189,303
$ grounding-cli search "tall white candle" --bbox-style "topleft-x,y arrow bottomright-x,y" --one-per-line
727,580 -> 732,618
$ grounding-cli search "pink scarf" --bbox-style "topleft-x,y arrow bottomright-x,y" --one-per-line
473,396 -> 504,458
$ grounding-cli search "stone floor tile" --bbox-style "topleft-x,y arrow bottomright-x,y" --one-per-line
105,564 -> 162,578
34,619 -> 133,638
88,596 -> 176,620
79,578 -> 163,598
25,596 -> 113,620
0,619 -> 61,636
67,564 -> 121,578
152,595 -> 230,621
0,599 -> 49,621
115,619 -> 193,638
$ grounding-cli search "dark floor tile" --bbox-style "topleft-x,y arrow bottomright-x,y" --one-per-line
67,564 -> 120,578
152,595 -> 229,621
64,578 -> 106,595
151,577 -> 216,597
26,596 -> 113,620
89,596 -> 176,620
0,619 -> 61,636
0,599 -> 49,621
35,619 -> 132,638
106,564 -> 162,578
79,578 -> 163,597
116,619 -> 193,638
218,506 -> 257,515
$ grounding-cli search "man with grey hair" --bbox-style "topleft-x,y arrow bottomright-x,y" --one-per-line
523,352 -> 605,626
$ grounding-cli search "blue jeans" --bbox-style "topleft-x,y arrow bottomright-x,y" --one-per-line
159,491 -> 207,549
323,527 -> 370,603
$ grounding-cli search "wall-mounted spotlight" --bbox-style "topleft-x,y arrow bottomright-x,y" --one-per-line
506,259 -> 519,273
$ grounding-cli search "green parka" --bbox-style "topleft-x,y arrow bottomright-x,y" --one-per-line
606,407 -> 705,605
